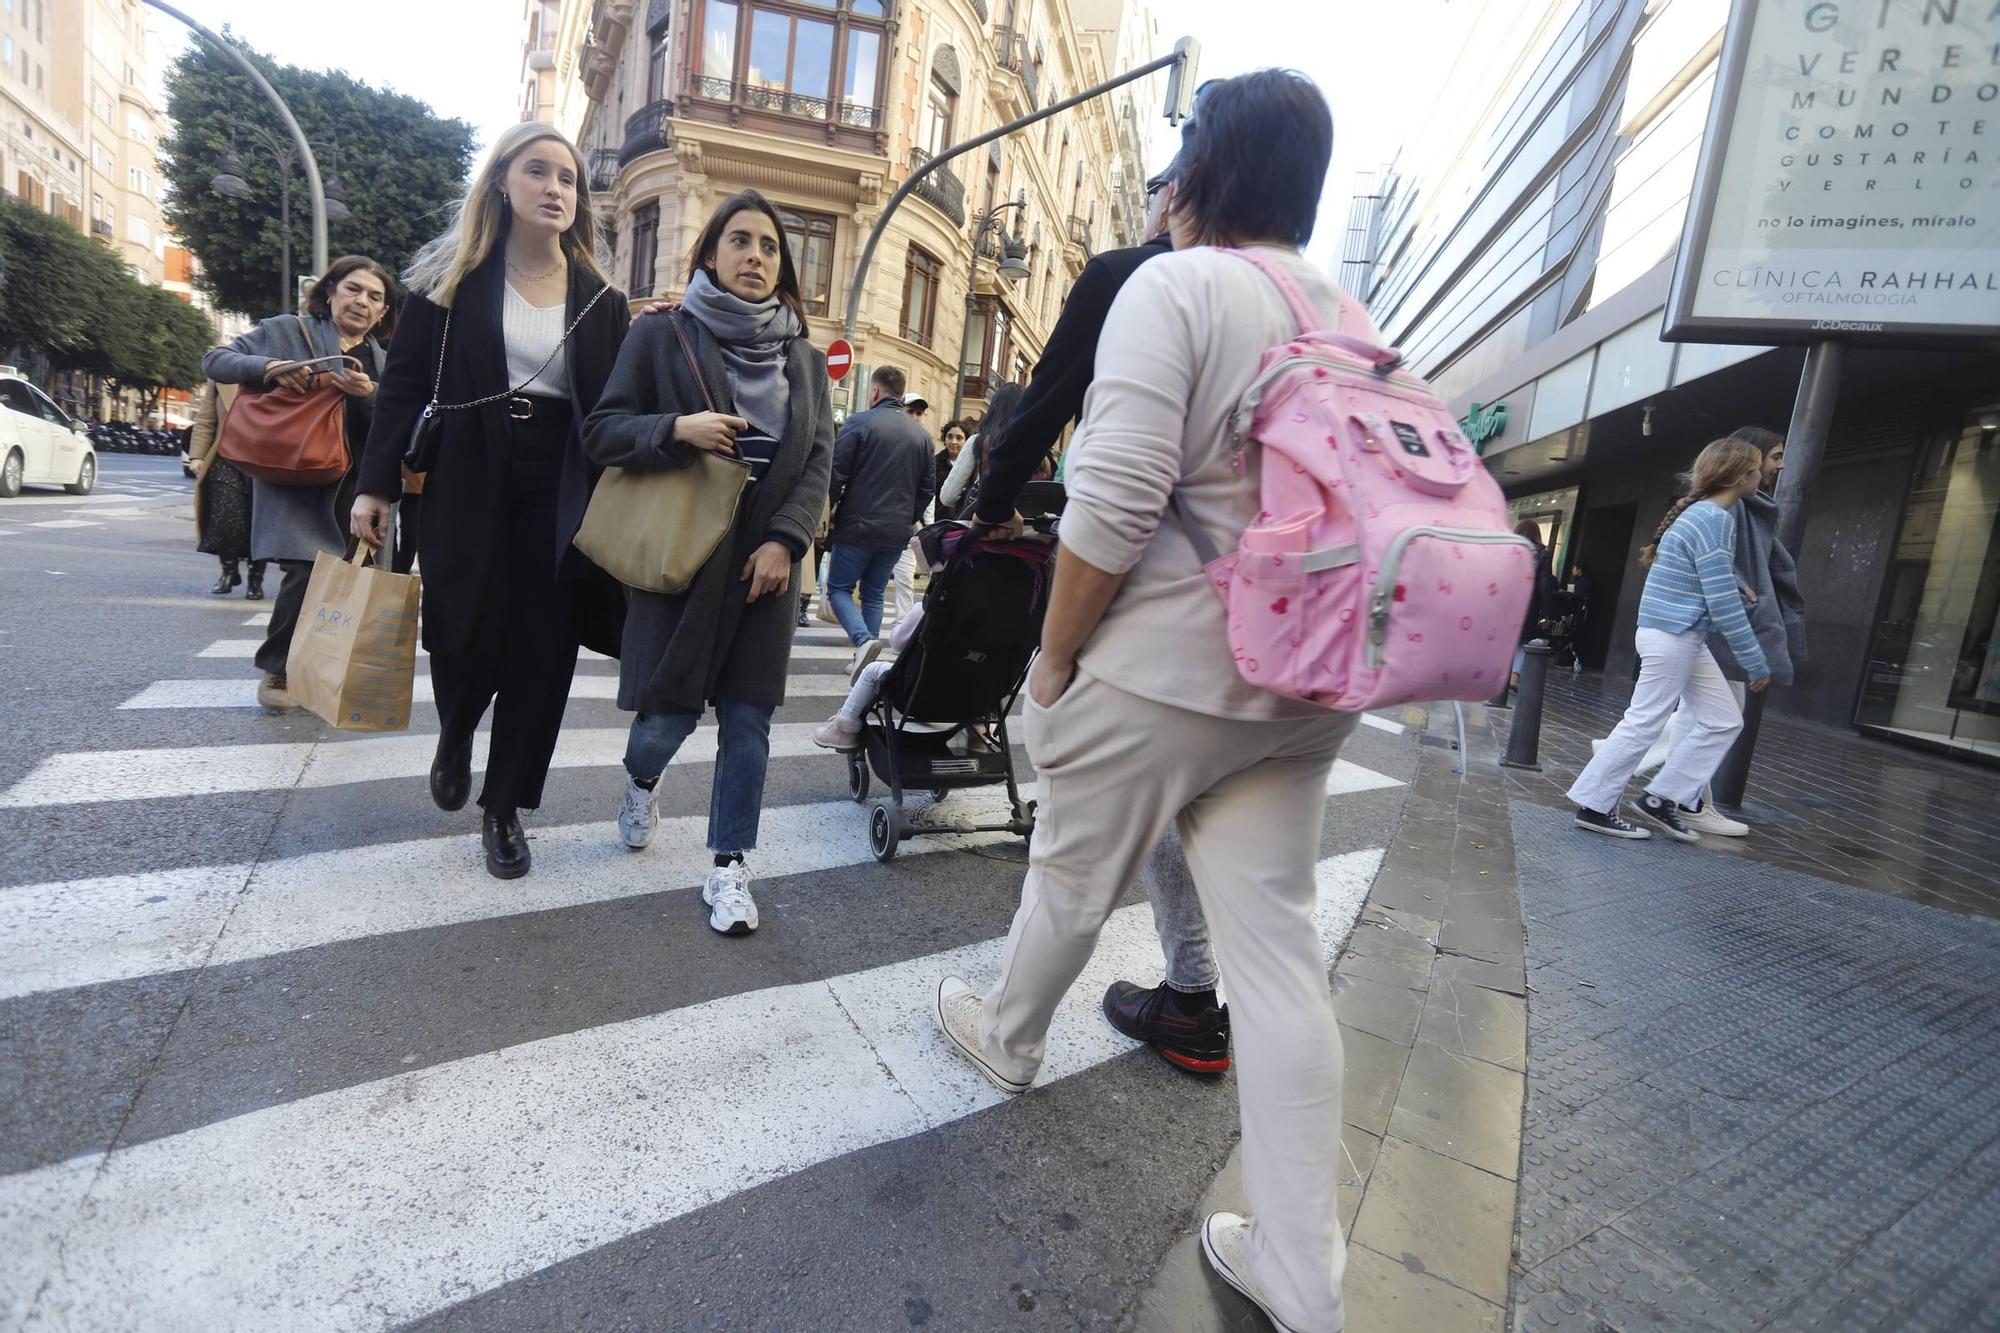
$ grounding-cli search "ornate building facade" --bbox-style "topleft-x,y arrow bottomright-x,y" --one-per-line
524,0 -> 1162,421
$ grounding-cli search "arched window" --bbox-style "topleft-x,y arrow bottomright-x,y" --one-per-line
923,46 -> 961,156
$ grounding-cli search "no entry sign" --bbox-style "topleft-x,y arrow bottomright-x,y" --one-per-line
825,338 -> 854,381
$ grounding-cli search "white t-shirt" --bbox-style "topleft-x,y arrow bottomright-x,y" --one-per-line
503,282 -> 569,398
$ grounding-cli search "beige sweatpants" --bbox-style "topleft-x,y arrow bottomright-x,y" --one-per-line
978,667 -> 1357,1333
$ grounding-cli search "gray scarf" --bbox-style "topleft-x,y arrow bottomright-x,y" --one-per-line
679,269 -> 802,440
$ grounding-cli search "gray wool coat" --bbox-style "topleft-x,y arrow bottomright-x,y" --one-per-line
1709,489 -> 1807,685
582,312 -> 833,715
200,314 -> 384,564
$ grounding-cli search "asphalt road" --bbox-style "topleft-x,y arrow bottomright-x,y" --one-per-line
0,453 -> 1418,1331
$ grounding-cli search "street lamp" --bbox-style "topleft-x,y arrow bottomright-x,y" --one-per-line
211,127 -> 349,312
952,199 -> 1031,424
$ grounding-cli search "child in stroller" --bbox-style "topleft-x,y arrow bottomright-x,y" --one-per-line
813,518 -> 1058,861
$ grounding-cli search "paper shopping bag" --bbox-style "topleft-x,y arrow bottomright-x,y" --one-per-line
286,547 -> 420,732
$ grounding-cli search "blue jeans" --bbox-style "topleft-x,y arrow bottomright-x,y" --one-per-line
827,543 -> 903,645
623,701 -> 774,854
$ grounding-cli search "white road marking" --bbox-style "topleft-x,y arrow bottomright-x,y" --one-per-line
195,639 -> 610,661
26,519 -> 99,529
1,848 -> 1381,1332
1359,714 -> 1404,735
241,612 -> 271,626
0,793 -> 1035,1001
0,724 -> 836,808
118,673 -> 856,710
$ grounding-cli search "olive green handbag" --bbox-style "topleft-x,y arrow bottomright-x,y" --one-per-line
573,315 -> 752,595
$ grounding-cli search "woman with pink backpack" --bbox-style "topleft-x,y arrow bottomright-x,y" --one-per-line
930,71 -> 1362,1333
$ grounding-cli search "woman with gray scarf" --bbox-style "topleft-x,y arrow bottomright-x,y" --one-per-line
583,190 -> 834,937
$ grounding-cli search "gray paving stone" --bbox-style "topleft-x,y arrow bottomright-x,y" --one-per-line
1416,980 -> 1525,1072
1388,1043 -> 1524,1180
1334,973 -> 1427,1047
1506,797 -> 2000,1333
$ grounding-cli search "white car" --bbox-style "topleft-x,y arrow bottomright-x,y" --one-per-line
0,372 -> 95,498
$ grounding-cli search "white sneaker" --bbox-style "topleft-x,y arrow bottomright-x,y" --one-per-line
1678,801 -> 1750,837
617,773 -> 658,850
813,714 -> 864,751
703,861 -> 759,935
934,976 -> 1031,1094
1200,1213 -> 1308,1333
848,638 -> 886,682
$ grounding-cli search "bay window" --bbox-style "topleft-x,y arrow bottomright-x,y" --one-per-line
693,0 -> 889,130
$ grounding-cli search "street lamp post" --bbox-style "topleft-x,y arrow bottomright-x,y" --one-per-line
211,126 -> 351,313
142,1 -> 334,292
951,200 -> 1030,425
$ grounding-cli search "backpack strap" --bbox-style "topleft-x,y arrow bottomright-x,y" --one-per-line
1222,247 -> 1384,344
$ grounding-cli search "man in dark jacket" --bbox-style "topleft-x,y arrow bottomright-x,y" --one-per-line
828,365 -> 934,660
969,131 -> 1239,1079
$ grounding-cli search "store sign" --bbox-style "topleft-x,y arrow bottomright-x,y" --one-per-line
1664,0 -> 2000,344
1460,401 -> 1510,452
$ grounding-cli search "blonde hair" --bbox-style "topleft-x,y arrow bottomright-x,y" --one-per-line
1641,439 -> 1763,566
403,122 -> 607,305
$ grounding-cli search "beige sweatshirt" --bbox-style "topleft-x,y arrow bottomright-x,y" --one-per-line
1060,244 -> 1351,722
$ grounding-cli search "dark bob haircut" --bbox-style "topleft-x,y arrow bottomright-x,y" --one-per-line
305,255 -> 397,337
687,189 -> 808,324
1171,70 -> 1333,250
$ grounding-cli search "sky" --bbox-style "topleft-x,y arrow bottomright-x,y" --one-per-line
146,0 -> 1449,273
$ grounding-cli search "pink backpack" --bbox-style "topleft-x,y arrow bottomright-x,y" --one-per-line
1176,250 -> 1537,712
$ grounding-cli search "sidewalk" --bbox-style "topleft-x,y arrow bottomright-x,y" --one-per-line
1500,673 -> 2000,1330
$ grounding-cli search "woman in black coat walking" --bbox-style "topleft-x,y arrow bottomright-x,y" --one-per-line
584,189 -> 834,936
354,122 -> 629,880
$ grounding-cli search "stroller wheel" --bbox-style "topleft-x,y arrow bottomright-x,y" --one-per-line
848,750 -> 870,804
869,801 -> 901,862
930,787 -> 949,803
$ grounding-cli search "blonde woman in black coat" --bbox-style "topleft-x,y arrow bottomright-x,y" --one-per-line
355,122 -> 629,880
584,189 -> 834,936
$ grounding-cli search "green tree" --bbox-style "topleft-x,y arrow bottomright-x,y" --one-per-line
0,195 -> 113,369
104,287 -> 215,419
159,32 -> 475,317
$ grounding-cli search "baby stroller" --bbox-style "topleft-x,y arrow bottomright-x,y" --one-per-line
847,521 -> 1057,861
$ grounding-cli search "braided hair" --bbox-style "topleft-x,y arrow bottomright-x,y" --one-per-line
1640,439 -> 1764,566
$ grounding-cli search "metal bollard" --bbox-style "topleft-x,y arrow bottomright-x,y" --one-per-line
1499,640 -> 1553,771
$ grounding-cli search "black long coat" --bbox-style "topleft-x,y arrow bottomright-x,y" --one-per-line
360,254 -> 630,658
582,312 -> 834,715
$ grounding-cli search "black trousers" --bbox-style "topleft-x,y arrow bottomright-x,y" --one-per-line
427,401 -> 580,815
391,493 -> 422,575
255,559 -> 315,675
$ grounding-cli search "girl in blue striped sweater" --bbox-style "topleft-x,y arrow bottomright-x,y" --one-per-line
1568,439 -> 1772,841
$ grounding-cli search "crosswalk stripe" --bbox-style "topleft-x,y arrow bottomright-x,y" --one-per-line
26,519 -> 98,529
1,848 -> 1381,1331
1359,714 -> 1403,735
117,673 -> 865,710
241,612 -> 270,626
1,716 -> 1399,809
195,640 -> 617,662
0,724 -> 836,808
0,794 -> 1033,1002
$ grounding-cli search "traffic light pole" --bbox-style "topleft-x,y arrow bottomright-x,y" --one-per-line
841,40 -> 1198,344
143,0 -> 330,282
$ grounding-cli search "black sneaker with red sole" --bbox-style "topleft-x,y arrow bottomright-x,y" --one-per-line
1102,980 -> 1230,1074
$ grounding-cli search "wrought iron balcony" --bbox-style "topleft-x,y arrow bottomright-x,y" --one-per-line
1067,215 -> 1092,257
618,100 -> 672,168
688,75 -> 736,101
908,149 -> 967,228
742,83 -> 830,122
90,218 -> 113,240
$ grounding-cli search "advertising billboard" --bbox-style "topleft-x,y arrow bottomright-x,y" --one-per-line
1664,0 -> 2000,344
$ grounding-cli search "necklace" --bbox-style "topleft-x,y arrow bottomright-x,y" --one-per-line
507,255 -> 566,283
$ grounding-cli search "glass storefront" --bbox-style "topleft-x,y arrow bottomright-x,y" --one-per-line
1856,405 -> 2000,762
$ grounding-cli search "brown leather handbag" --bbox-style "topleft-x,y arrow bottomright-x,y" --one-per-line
216,317 -> 360,487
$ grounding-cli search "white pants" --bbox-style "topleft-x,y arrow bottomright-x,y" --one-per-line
891,547 -> 916,622
977,669 -> 1357,1332
1633,679 -> 1749,796
1567,627 -> 1743,814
